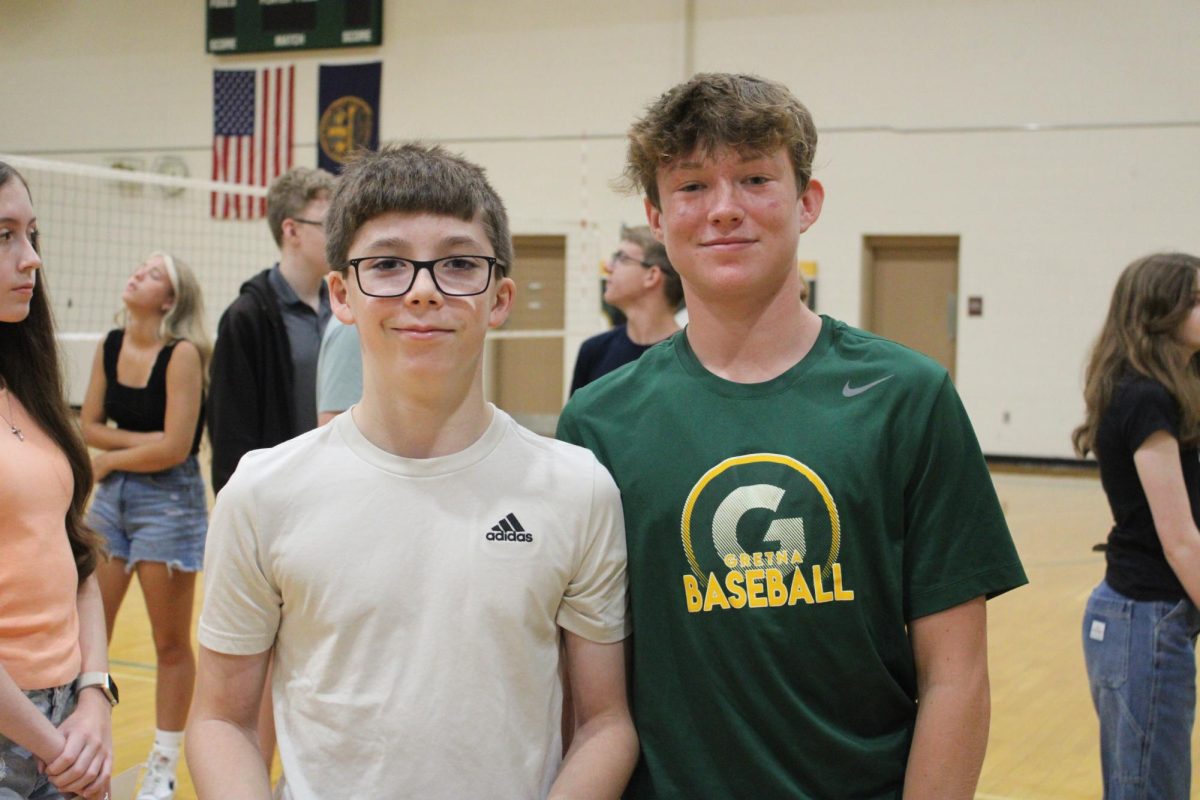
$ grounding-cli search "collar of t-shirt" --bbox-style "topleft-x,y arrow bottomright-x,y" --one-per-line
675,315 -> 832,398
333,404 -> 511,478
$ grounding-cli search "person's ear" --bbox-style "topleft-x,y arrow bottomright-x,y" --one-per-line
489,276 -> 515,329
797,179 -> 824,234
645,197 -> 665,243
280,218 -> 303,248
643,265 -> 663,290
328,271 -> 356,325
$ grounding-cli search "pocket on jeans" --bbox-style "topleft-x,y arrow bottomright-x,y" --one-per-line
1085,593 -> 1133,690
1163,597 -> 1200,638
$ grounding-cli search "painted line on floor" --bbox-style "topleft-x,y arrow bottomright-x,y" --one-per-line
110,669 -> 157,684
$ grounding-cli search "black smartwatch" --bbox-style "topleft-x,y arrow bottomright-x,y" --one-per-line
77,672 -> 120,707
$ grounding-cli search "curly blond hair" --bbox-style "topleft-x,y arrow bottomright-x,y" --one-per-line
621,73 -> 818,209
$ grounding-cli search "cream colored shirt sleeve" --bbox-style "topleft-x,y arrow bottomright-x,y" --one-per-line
556,458 -> 630,643
197,453 -> 281,655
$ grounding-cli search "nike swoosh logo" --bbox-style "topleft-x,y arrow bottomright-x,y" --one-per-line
842,375 -> 894,398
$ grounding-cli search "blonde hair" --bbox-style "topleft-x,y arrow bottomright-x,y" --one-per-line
1073,252 -> 1200,455
125,252 -> 213,387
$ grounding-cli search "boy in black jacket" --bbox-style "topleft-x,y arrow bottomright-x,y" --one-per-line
208,166 -> 335,494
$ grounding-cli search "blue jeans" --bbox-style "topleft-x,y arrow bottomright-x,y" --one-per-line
1083,579 -> 1200,799
0,684 -> 76,799
88,455 -> 208,572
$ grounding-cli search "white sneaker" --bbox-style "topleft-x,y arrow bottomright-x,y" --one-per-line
136,748 -> 177,800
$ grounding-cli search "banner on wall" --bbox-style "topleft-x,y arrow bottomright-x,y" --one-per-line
317,62 -> 381,174
211,66 -> 295,219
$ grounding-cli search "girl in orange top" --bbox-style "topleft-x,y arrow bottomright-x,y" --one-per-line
0,161 -> 112,799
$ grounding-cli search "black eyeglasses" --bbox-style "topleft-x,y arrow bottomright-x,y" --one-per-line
611,250 -> 652,269
346,255 -> 506,297
291,218 -> 324,227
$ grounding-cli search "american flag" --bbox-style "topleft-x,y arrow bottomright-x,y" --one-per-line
211,66 -> 294,219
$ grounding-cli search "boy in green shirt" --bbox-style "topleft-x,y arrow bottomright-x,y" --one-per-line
558,73 -> 1027,799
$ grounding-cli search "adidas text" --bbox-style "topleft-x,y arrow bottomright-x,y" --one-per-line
486,531 -> 534,542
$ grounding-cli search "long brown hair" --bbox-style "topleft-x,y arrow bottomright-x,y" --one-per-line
1073,252 -> 1200,456
0,163 -> 104,580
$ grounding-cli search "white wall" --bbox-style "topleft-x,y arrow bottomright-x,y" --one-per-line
3,0 -> 1198,457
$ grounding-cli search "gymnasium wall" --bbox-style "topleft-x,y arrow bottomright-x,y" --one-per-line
2,0 -> 1198,459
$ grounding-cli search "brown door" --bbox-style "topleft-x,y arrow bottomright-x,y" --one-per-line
861,236 -> 959,380
487,235 -> 566,435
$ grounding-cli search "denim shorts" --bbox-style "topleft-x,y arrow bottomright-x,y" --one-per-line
1083,579 -> 1200,799
88,455 -> 208,573
0,683 -> 75,799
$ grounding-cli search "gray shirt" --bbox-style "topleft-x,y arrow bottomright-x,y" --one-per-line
268,265 -> 331,432
317,317 -> 363,415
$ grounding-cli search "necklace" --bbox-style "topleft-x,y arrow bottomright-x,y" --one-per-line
0,384 -> 24,442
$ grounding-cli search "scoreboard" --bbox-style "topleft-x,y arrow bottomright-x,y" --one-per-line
207,0 -> 383,55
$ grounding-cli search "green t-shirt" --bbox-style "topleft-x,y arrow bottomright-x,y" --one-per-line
557,316 -> 1027,799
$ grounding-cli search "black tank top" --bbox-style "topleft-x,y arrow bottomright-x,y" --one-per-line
103,329 -> 205,455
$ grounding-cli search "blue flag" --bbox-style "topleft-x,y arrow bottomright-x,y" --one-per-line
317,62 -> 381,174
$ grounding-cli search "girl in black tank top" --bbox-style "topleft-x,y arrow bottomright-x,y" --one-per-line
79,252 -> 213,798
1074,252 -> 1200,798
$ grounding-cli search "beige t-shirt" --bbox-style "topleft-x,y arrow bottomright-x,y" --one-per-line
0,395 -> 80,690
199,407 -> 629,799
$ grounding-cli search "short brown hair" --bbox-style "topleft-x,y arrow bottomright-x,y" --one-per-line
266,166 -> 335,246
619,224 -> 683,309
623,73 -> 818,209
325,143 -> 513,273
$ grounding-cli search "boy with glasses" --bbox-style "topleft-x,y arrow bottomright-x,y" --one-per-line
570,225 -> 682,394
558,73 -> 1026,798
188,144 -> 637,799
208,166 -> 336,495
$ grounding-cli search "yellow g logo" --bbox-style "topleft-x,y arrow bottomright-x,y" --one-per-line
319,96 -> 374,165
681,454 -> 842,587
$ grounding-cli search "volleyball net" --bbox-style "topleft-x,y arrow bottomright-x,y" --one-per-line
2,154 -> 279,402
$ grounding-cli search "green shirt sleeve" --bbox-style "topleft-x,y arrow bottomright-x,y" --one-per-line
902,374 -> 1028,620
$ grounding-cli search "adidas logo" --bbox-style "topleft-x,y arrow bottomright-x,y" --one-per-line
486,512 -> 533,543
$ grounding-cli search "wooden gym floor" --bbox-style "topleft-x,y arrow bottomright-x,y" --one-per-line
106,471 -> 1198,799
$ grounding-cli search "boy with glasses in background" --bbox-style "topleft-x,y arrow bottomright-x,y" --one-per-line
188,144 -> 637,800
570,225 -> 682,394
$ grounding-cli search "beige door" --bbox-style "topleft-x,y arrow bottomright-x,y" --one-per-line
861,236 -> 959,380
487,235 -> 566,435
